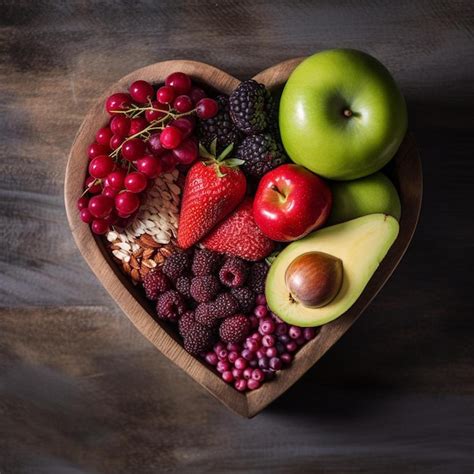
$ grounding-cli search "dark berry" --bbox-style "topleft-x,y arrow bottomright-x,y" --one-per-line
210,292 -> 240,319
195,303 -> 218,328
219,257 -> 248,288
190,275 -> 221,303
219,314 -> 251,344
156,290 -> 186,322
162,251 -> 190,281
184,323 -> 214,355
192,248 -> 222,276
248,261 -> 269,294
175,276 -> 192,299
231,287 -> 256,313
142,268 -> 170,301
178,310 -> 195,338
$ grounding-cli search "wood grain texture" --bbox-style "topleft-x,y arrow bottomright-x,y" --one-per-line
1,0 -> 474,471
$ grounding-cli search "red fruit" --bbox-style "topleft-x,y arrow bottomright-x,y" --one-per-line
102,186 -> 117,199
85,176 -> 102,194
160,125 -> 183,149
172,137 -> 198,165
88,142 -> 109,160
103,210 -> 118,226
145,101 -> 167,122
128,117 -> 148,136
96,127 -> 113,146
202,197 -> 275,261
91,219 -> 109,235
115,191 -> 140,215
77,196 -> 89,210
106,93 -> 132,114
129,80 -> 154,104
156,85 -> 175,104
136,155 -> 161,178
165,72 -> 192,95
147,132 -> 165,156
105,169 -> 126,191
177,149 -> 247,249
124,171 -> 148,193
190,87 -> 206,104
196,98 -> 218,119
109,134 -> 123,150
160,152 -> 177,173
80,208 -> 93,223
122,138 -> 146,161
89,155 -> 114,179
173,95 -> 193,113
110,115 -> 130,137
88,194 -> 114,218
170,117 -> 195,139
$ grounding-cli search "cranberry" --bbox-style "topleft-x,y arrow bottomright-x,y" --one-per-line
96,127 -> 113,146
205,352 -> 218,365
217,348 -> 228,360
129,80 -> 154,104
227,343 -> 241,352
228,351 -> 239,364
278,334 -> 290,344
214,342 -> 225,353
241,349 -> 254,361
259,318 -> 275,335
173,95 -> 193,113
247,379 -> 260,391
165,72 -> 192,95
234,379 -> 247,392
286,341 -> 298,353
106,92 -> 132,114
281,353 -> 293,364
196,98 -> 218,119
256,349 -> 265,359
289,326 -> 302,339
251,368 -> 264,382
77,196 -> 89,211
156,85 -> 175,104
110,115 -> 131,137
222,371 -> 234,383
304,328 -> 317,341
91,219 -> 109,235
262,335 -> 275,347
234,357 -> 247,370
251,332 -> 262,342
249,360 -> 258,368
247,339 -> 260,352
296,335 -> 306,346
80,208 -> 93,223
275,342 -> 285,354
258,357 -> 269,370
254,305 -> 268,318
275,323 -> 288,336
216,360 -> 229,373
249,316 -> 258,328
266,347 -> 278,358
243,368 -> 253,380
87,142 -> 109,160
256,294 -> 267,305
269,357 -> 282,371
232,368 -> 243,379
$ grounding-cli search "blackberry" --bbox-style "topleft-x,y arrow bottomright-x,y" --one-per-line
236,133 -> 287,179
195,302 -> 218,328
192,248 -> 221,276
210,292 -> 240,319
229,80 -> 268,134
248,261 -> 269,294
219,314 -> 251,344
156,290 -> 186,322
175,276 -> 192,299
219,257 -> 248,288
231,287 -> 256,313
142,268 -> 170,301
178,310 -> 195,338
190,275 -> 221,303
184,323 -> 215,355
198,95 -> 241,152
162,251 -> 190,281
265,91 -> 280,138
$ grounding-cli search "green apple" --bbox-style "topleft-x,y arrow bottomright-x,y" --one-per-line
279,49 -> 407,180
329,172 -> 401,224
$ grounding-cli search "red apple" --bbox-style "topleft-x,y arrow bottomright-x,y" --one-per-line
253,164 -> 332,242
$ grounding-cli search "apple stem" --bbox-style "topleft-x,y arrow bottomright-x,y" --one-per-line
271,184 -> 286,199
343,108 -> 353,118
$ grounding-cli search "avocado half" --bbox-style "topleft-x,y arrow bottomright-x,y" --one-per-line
265,214 -> 399,327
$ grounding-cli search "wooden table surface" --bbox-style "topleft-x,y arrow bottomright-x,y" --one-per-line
1,1 -> 473,472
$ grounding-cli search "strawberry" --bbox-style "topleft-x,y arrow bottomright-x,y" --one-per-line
202,197 -> 275,261
177,140 -> 247,248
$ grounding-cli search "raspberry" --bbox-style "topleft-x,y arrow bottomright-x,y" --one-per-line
219,314 -> 251,343
175,276 -> 192,299
190,275 -> 221,303
162,251 -> 190,281
156,290 -> 186,322
178,311 -> 195,338
184,323 -> 215,355
142,268 -> 170,300
191,248 -> 222,276
195,303 -> 218,328
248,261 -> 269,294
219,257 -> 248,288
231,287 -> 256,313
210,292 -> 240,319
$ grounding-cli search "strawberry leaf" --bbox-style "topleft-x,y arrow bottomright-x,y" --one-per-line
218,143 -> 234,161
210,137 -> 217,157
199,143 -> 214,160
222,158 -> 245,168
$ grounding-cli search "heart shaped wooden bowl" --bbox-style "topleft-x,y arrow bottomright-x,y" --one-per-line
65,59 -> 422,417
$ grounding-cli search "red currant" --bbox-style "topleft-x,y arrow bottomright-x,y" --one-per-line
110,115 -> 130,137
91,219 -> 109,235
96,127 -> 113,146
115,191 -> 140,215
80,208 -> 93,223
170,117 -> 195,139
160,152 -> 177,172
87,142 -> 109,160
77,196 -> 89,211
102,186 -> 117,199
196,98 -> 218,119
128,117 -> 148,136
109,134 -> 123,150
156,85 -> 175,104
165,72 -> 192,95
88,195 -> 114,218
105,93 -> 132,114
136,155 -> 161,178
160,125 -> 183,149
172,137 -> 198,165
105,169 -> 126,191
85,176 -> 102,194
129,80 -> 154,104
124,171 -> 148,193
147,132 -> 165,156
89,155 -> 114,179
103,210 -> 118,226
122,138 -> 146,161
190,86 -> 206,104
173,95 -> 193,113
145,101 -> 167,122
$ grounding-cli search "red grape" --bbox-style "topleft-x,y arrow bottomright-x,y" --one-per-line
172,137 -> 198,165
115,191 -> 140,215
161,152 -> 177,172
106,93 -> 132,114
173,95 -> 193,113
105,169 -> 126,191
136,155 -> 161,178
128,117 -> 148,136
156,85 -> 175,104
145,101 -> 167,122
77,196 -> 89,211
110,115 -> 130,137
165,72 -> 192,95
88,142 -> 109,160
196,98 -> 218,119
190,87 -> 206,104
147,132 -> 165,156
80,208 -> 93,223
85,176 -> 102,194
89,155 -> 114,179
109,134 -> 123,150
96,127 -> 113,146
160,125 -> 183,149
170,117 -> 195,139
88,195 -> 114,218
129,80 -> 154,104
122,138 -> 146,161
91,219 -> 109,234
124,172 -> 148,193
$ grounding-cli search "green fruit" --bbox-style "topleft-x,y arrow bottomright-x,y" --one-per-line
280,49 -> 407,180
265,214 -> 399,326
329,172 -> 401,224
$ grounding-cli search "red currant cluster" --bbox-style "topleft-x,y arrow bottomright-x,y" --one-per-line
77,72 -> 219,235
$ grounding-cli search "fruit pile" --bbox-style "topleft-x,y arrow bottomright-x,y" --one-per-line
77,49 -> 409,393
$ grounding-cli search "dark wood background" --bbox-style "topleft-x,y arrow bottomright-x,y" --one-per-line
1,1 -> 473,472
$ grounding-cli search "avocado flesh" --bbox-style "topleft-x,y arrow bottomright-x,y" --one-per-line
265,214 -> 399,327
